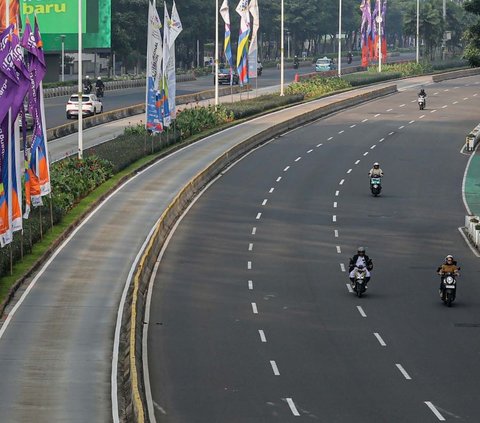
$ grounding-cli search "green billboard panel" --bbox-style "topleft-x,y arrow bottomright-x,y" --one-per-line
20,0 -> 111,52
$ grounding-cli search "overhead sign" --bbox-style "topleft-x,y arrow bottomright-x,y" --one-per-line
19,0 -> 111,52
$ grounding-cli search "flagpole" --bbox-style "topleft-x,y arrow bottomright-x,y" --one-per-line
78,0 -> 83,159
215,0 -> 219,107
338,0 -> 342,77
280,0 -> 284,96
416,0 -> 419,64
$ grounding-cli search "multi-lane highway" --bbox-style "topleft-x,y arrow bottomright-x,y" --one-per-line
146,77 -> 480,422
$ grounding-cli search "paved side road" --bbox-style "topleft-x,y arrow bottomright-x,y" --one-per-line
0,74 -> 431,422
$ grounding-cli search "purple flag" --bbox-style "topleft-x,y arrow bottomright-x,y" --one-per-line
0,26 -> 19,124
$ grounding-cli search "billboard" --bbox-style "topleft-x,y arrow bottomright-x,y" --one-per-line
18,0 -> 111,52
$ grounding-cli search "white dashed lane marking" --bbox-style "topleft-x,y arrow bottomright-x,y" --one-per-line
357,306 -> 367,317
374,333 -> 387,346
276,176 -> 282,182
286,398 -> 300,416
334,229 -> 339,237
433,92 -> 439,95
370,145 -> 376,149
328,136 -> 333,141
355,160 -> 360,165
374,113 -> 380,117
424,402 -> 446,421
256,213 -> 262,220
333,202 -> 338,208
347,168 -> 352,174
262,199 -> 267,206
453,101 -> 458,104
399,104 -> 405,107
270,360 -> 280,375
388,131 -> 394,136
379,138 -> 385,142
295,157 -> 301,162
252,227 -> 257,235
269,188 -> 274,193
338,130 -> 344,134
386,108 -> 393,112
346,283 -> 353,293
335,190 -> 340,196
284,166 -> 290,171
442,105 -> 447,109
362,118 -> 368,123
248,280 -> 253,290
251,303 -> 258,314
336,246 -> 341,254
396,364 -> 412,380
307,149 -> 313,154
464,97 -> 469,100
350,124 -> 356,128
363,152 -> 369,156
419,115 -> 425,119
333,215 -> 337,222
247,261 -> 252,269
258,330 -> 267,343
339,179 -> 345,185
398,126 -> 405,130
248,243 -> 253,251
430,110 -> 437,113
316,143 -> 323,147
340,263 -> 346,272
408,120 -> 415,124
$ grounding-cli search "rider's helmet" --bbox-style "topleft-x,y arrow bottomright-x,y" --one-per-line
357,247 -> 365,255
373,162 -> 380,169
86,75 -> 89,79
445,254 -> 454,264
98,76 -> 101,80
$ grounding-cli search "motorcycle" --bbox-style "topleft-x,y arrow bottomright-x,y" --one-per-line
440,272 -> 458,307
370,176 -> 382,196
352,266 -> 368,297
96,85 -> 104,98
257,62 -> 263,76
347,54 -> 353,64
418,95 -> 426,110
83,84 -> 92,94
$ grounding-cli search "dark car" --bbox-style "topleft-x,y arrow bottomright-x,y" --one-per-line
215,68 -> 239,85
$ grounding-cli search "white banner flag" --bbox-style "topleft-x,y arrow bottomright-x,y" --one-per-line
248,0 -> 259,79
167,1 -> 182,119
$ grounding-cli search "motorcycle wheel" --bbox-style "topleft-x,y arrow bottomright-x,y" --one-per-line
356,285 -> 362,298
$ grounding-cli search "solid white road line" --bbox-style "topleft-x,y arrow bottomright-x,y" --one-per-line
357,306 -> 367,317
424,402 -> 446,421
374,113 -> 380,117
259,330 -> 267,343
339,179 -> 345,185
336,246 -> 341,254
346,283 -> 353,293
340,263 -> 346,272
262,199 -> 268,206
316,143 -> 323,147
286,398 -> 300,416
338,130 -> 344,134
284,166 -> 290,171
307,149 -> 313,153
333,215 -> 337,222
328,136 -> 333,141
252,303 -> 258,314
270,360 -> 280,375
269,187 -> 274,193
355,160 -> 360,165
248,261 -> 252,270
335,190 -> 340,196
396,364 -> 412,380
248,280 -> 253,290
295,157 -> 302,162
362,118 -> 368,123
252,227 -> 257,235
334,229 -> 339,237
276,176 -> 282,182
374,332 -> 387,346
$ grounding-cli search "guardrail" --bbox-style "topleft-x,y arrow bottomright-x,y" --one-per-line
42,74 -> 196,98
464,215 -> 480,249
465,123 -> 480,152
120,84 -> 397,422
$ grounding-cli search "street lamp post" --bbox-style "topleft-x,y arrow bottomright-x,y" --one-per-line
61,35 -> 65,82
214,0 -> 219,107
78,0 -> 83,159
442,0 -> 446,60
280,0 -> 284,96
338,0 -> 342,77
376,15 -> 382,72
416,0 -> 419,63
287,31 -> 290,59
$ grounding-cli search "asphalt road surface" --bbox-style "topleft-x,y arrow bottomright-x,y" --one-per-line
44,53 -> 415,129
147,76 -> 480,422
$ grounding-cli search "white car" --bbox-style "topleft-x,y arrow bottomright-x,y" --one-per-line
66,94 -> 103,119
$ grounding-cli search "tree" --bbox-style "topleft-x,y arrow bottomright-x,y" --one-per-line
464,0 -> 480,66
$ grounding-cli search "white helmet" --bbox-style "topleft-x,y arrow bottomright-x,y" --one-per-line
373,162 -> 379,168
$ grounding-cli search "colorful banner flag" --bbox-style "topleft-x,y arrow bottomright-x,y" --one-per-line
166,1 -> 182,120
381,0 -> 387,59
360,0 -> 369,66
0,0 -> 20,33
372,0 -> 381,59
247,0 -> 259,79
161,3 -> 171,127
146,0 -> 164,133
236,0 -> 250,86
220,0 -> 234,79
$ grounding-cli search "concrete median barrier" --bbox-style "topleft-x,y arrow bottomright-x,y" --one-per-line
119,83 -> 397,422
432,67 -> 480,83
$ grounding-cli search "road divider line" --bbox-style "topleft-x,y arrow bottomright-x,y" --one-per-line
371,145 -> 376,149
316,143 -> 323,147
453,101 -> 458,104
419,115 -> 425,119
248,243 -> 253,251
442,105 -> 447,109
252,227 -> 257,235
270,360 -> 280,375
259,330 -> 267,343
424,402 -> 446,421
284,166 -> 290,171
338,130 -> 344,134
252,303 -> 258,314
328,136 -> 333,141
346,283 -> 353,293
347,168 -> 352,174
248,280 -> 253,290
334,202 -> 338,208
374,113 -> 380,117
286,398 -> 300,416
350,124 -> 356,128
431,109 -> 437,113
464,97 -> 469,100
307,149 -> 313,153
379,138 -> 384,142
295,157 -> 302,162
357,306 -> 367,317
340,263 -> 346,272
388,131 -> 394,135
355,160 -> 360,165
339,179 -> 345,185
333,215 -> 337,222
396,364 -> 412,380
336,246 -> 341,254
262,199 -> 268,206
256,213 -> 262,220
363,152 -> 369,156
386,108 -> 393,112
335,190 -> 340,196
334,229 -> 339,237
409,120 -> 415,124
269,188 -> 274,193
374,332 -> 387,346
399,104 -> 405,107
398,125 -> 404,129
248,261 -> 252,270
276,176 -> 282,182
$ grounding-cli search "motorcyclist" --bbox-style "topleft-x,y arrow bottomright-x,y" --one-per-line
368,162 -> 384,178
347,51 -> 353,64
437,255 -> 459,295
418,87 -> 427,106
83,75 -> 92,94
95,76 -> 105,97
349,247 -> 373,286
293,55 -> 299,69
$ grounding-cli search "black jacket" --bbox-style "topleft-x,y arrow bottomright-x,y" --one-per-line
349,254 -> 373,272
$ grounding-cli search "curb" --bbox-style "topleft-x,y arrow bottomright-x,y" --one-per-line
119,84 -> 397,422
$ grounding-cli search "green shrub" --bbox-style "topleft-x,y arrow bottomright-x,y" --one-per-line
175,105 -> 234,138
285,77 -> 351,98
342,71 -> 402,86
224,94 -> 304,119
